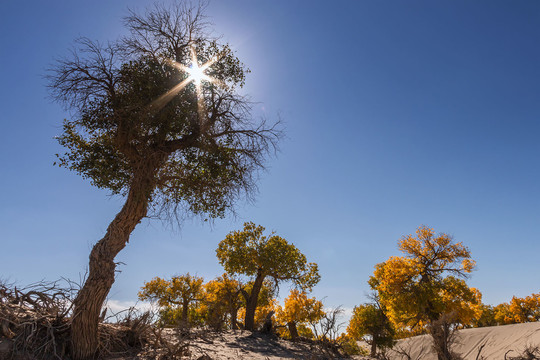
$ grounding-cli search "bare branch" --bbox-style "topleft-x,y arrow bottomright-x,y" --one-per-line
122,0 -> 212,61
47,38 -> 121,111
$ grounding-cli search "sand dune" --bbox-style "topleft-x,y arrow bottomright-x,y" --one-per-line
385,322 -> 540,360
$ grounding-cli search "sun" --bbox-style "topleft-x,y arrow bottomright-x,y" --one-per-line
150,47 -> 218,111
186,61 -> 210,85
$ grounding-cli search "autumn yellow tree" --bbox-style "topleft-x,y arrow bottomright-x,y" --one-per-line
139,273 -> 204,327
493,302 -> 513,325
489,293 -> 540,325
216,222 -> 320,331
199,273 -> 243,330
275,289 -> 325,340
471,304 -> 496,327
369,226 -> 479,360
508,293 -> 540,323
347,302 -> 395,357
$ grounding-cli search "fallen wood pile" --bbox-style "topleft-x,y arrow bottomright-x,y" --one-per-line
0,281 -> 154,359
0,281 -> 74,358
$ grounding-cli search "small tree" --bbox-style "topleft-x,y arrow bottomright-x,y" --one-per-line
139,273 -> 204,327
200,273 -> 243,330
47,2 -> 279,358
216,222 -> 320,330
347,302 -> 395,357
276,289 -> 324,340
369,225 -> 478,360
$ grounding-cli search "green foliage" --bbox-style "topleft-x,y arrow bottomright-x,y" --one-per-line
51,35 -> 277,219
216,222 -> 320,290
50,4 -> 280,357
347,303 -> 395,355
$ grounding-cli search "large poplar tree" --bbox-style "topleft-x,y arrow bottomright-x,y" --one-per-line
47,2 -> 279,358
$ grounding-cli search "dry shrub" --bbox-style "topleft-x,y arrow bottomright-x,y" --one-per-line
0,280 -> 157,359
305,307 -> 348,358
392,342 -> 428,360
0,280 -> 76,359
97,307 -> 154,357
506,345 -> 540,360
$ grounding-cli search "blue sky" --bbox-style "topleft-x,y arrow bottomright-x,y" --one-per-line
1,0 -> 539,313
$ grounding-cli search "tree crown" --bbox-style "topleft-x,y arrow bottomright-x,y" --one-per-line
138,273 -> 204,308
48,1 -> 279,219
216,222 -> 320,291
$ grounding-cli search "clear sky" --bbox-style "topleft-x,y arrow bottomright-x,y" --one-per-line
1,0 -> 539,315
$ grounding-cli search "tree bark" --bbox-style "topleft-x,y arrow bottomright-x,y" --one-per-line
288,322 -> 299,341
370,339 -> 377,357
70,172 -> 155,360
244,270 -> 265,331
181,298 -> 190,328
230,307 -> 238,330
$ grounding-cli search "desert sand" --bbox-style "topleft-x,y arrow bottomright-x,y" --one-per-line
382,322 -> 540,360
3,322 -> 540,359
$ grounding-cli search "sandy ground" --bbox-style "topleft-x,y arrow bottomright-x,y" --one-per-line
384,322 -> 540,360
171,330 -> 339,359
3,323 -> 540,359
110,329 -> 348,360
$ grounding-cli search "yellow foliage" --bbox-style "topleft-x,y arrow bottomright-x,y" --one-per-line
439,278 -> 483,327
139,273 -> 204,325
509,293 -> 540,323
337,333 -> 366,356
275,289 -> 324,338
139,273 -> 204,307
490,293 -> 540,325
369,225 -> 477,333
236,298 -> 278,329
493,302 -> 513,324
203,273 -> 242,310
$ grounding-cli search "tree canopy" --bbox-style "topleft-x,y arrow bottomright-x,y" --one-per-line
216,222 -> 320,289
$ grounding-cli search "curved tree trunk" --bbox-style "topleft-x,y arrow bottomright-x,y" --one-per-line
244,270 -> 265,331
71,173 -> 154,360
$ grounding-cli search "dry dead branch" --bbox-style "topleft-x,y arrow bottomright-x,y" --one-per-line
0,281 -> 158,359
507,345 -> 540,360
